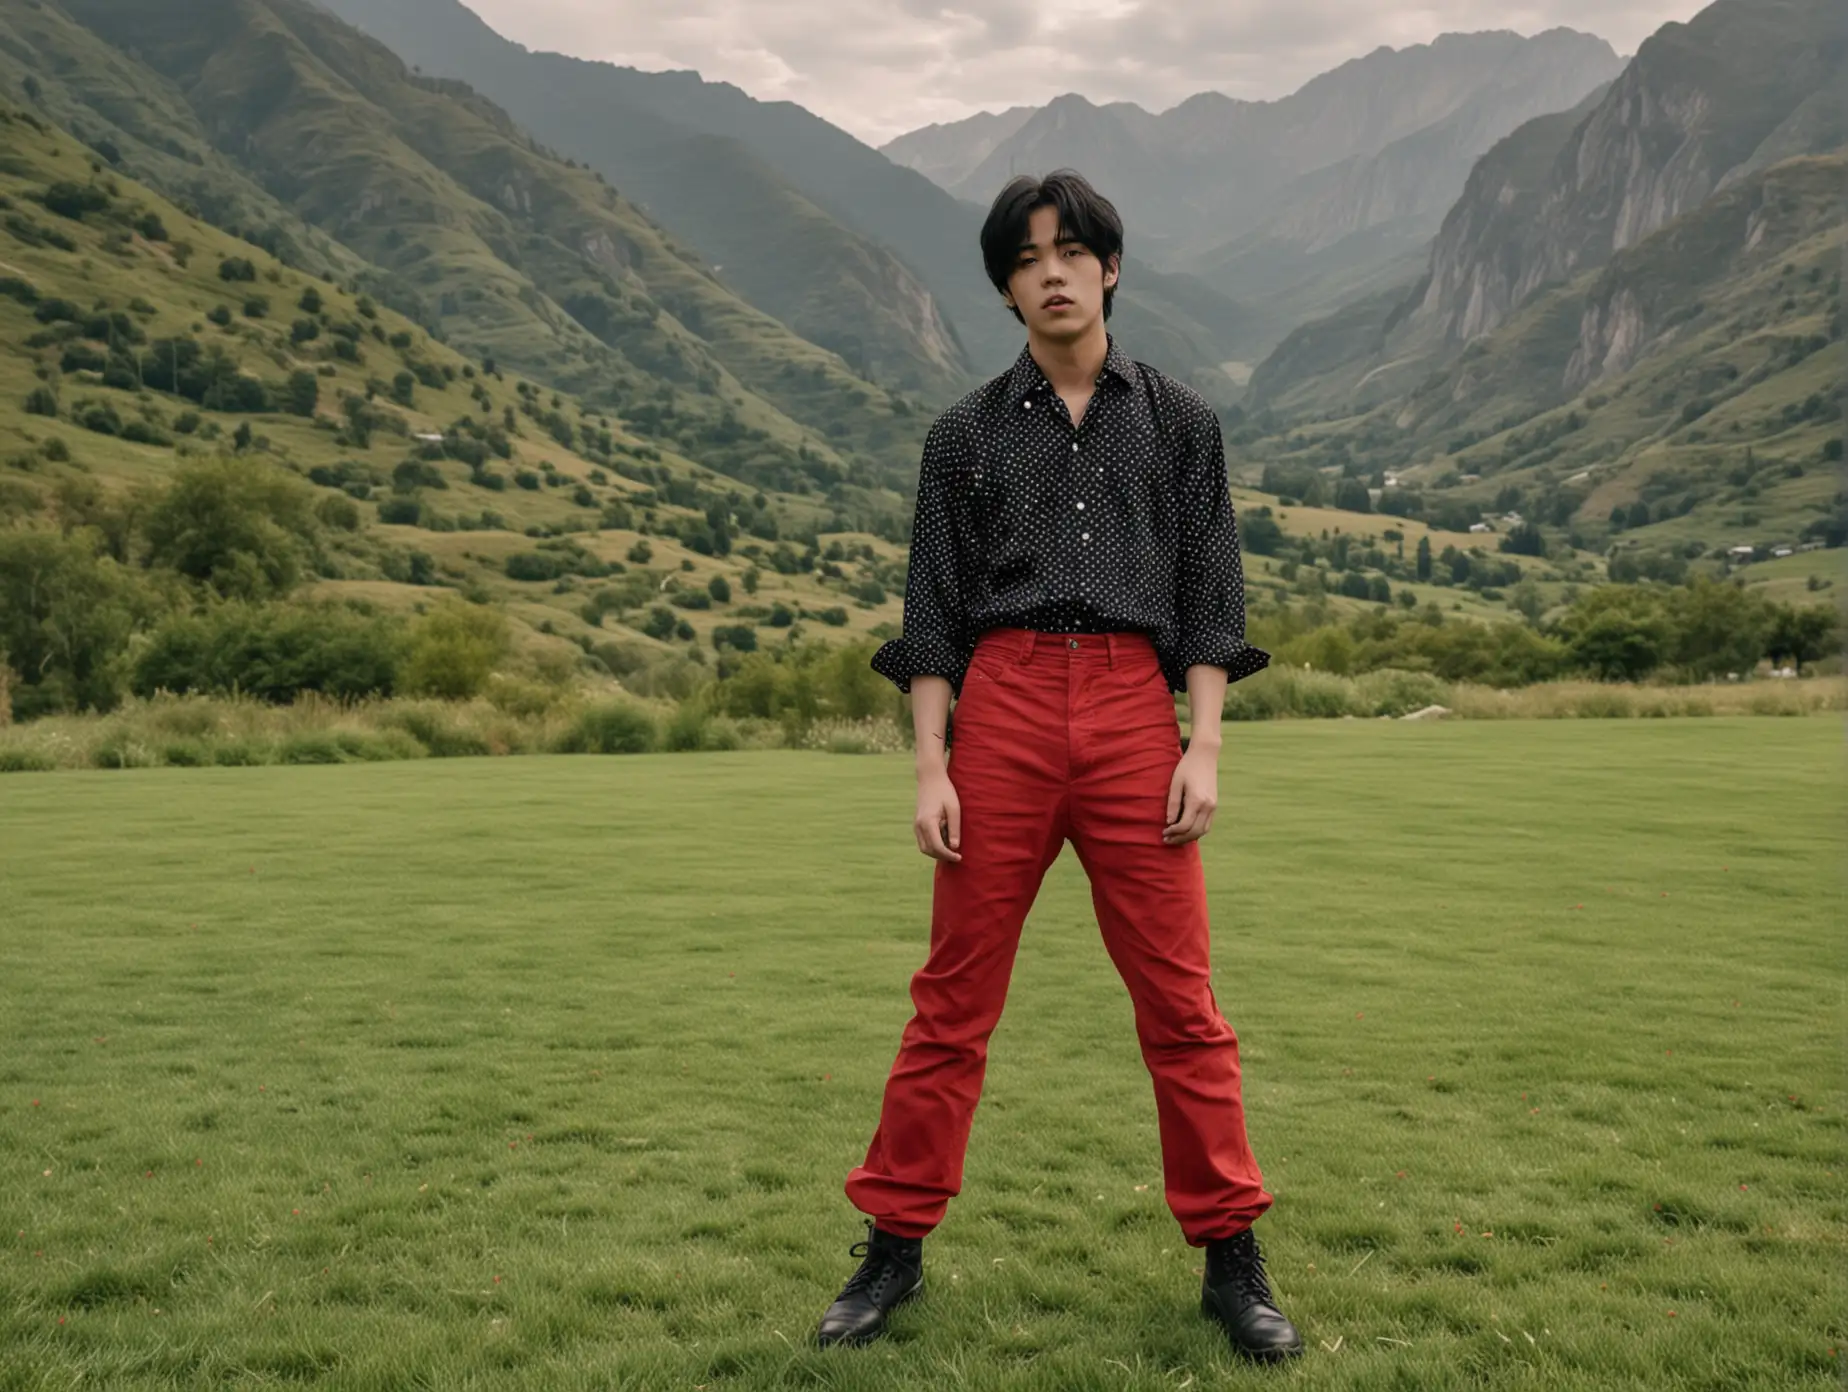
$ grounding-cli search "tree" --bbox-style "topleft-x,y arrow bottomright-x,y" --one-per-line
1415,535 -> 1432,582
1500,522 -> 1547,557
707,574 -> 731,603
1666,577 -> 1768,680
284,369 -> 318,418
0,528 -> 154,715
143,457 -> 319,600
1557,587 -> 1670,682
1764,602 -> 1840,674
1334,479 -> 1372,513
1509,579 -> 1546,627
1570,609 -> 1667,682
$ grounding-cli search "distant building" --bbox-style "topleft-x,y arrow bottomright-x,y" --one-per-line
1772,547 -> 1793,558
1469,522 -> 1493,534
1727,545 -> 1756,559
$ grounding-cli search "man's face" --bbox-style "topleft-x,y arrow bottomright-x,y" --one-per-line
1002,204 -> 1118,341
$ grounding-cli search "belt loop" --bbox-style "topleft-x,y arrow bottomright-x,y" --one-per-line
1104,632 -> 1119,668
1023,630 -> 1040,663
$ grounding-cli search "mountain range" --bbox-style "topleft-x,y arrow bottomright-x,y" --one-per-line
1237,0 -> 1843,567
883,30 -> 1628,339
309,0 -> 1278,399
1,0 -> 1839,583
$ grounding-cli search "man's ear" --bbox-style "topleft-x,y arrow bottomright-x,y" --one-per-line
1104,254 -> 1120,288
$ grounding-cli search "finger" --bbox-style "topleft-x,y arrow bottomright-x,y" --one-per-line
1163,783 -> 1193,839
1188,803 -> 1213,841
1165,767 -> 1184,827
935,820 -> 962,862
923,815 -> 960,863
946,798 -> 962,853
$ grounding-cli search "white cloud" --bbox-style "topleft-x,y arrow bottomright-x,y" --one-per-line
464,0 -> 1706,145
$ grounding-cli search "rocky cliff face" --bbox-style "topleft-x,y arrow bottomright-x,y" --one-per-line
1411,0 -> 1846,346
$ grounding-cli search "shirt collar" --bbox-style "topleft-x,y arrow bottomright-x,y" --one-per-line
1007,333 -> 1136,407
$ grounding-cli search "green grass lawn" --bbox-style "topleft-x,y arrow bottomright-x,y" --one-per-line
1,721 -> 1841,1389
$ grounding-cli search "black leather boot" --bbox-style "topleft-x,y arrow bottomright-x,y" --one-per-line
1201,1227 -> 1303,1362
815,1220 -> 923,1347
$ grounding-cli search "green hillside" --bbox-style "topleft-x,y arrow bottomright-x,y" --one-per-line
2,0 -> 932,511
0,104 -> 912,677
1228,148 -> 1844,596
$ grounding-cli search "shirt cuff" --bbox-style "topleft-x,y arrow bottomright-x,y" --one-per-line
1164,635 -> 1271,690
871,634 -> 971,695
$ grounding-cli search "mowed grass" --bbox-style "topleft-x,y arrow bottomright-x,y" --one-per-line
0,720 -> 1841,1390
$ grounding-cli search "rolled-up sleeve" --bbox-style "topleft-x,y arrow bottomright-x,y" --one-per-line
872,416 -> 975,694
1169,406 -> 1270,687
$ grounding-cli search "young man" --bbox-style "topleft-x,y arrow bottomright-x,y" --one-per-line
815,169 -> 1299,1363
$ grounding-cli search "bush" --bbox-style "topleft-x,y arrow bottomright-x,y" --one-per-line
218,257 -> 257,282
397,602 -> 510,699
41,181 -> 109,220
23,386 -> 57,416
76,400 -> 124,436
380,704 -> 491,758
505,552 -> 565,582
131,603 -> 404,703
556,700 -> 658,754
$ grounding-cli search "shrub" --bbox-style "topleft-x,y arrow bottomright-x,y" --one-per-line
397,602 -> 510,699
76,401 -> 124,436
556,700 -> 658,754
218,257 -> 257,283
41,181 -> 110,220
132,603 -> 404,703
380,704 -> 491,758
505,551 -> 565,582
23,386 -> 57,417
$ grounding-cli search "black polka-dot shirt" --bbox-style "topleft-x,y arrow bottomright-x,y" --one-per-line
872,332 -> 1271,696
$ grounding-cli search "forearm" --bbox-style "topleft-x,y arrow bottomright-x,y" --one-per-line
1184,664 -> 1227,755
909,675 -> 953,774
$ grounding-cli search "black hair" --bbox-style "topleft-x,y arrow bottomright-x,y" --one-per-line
979,168 -> 1123,324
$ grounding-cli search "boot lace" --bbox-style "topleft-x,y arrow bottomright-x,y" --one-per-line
1210,1230 -> 1276,1307
837,1221 -> 913,1302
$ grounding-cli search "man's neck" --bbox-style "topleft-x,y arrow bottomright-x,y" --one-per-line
1027,325 -> 1108,395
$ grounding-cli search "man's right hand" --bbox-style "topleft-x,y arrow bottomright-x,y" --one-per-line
914,767 -> 962,863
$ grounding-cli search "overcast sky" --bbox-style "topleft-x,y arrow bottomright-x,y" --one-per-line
462,0 -> 1709,146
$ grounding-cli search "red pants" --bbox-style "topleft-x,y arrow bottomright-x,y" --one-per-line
845,627 -> 1273,1245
